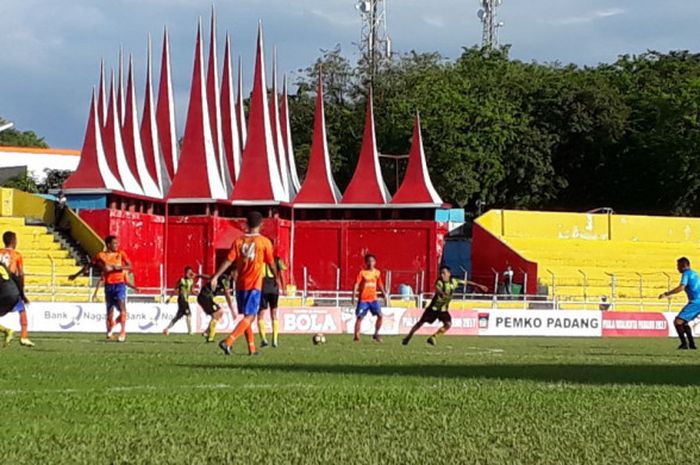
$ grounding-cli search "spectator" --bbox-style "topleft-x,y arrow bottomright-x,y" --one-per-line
503,265 -> 514,295
55,190 -> 68,231
599,296 -> 611,311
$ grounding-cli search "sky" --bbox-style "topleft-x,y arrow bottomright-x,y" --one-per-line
1,0 -> 698,149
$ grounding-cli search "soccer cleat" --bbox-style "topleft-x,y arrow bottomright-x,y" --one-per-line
19,338 -> 35,347
372,335 -> 383,343
248,351 -> 259,356
118,334 -> 126,343
401,337 -> 410,346
260,340 -> 269,348
690,344 -> 698,350
218,340 -> 232,355
427,336 -> 436,346
353,335 -> 360,342
3,329 -> 14,347
272,341 -> 278,348
162,329 -> 170,336
678,343 -> 689,350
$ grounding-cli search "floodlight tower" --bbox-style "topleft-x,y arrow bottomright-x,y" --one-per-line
355,0 -> 392,84
0,122 -> 14,134
477,0 -> 504,48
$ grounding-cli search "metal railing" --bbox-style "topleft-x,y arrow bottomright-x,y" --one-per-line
22,265 -> 682,312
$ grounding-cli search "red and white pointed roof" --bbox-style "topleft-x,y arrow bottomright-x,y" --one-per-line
294,72 -> 341,205
64,90 -> 123,193
123,55 -> 161,198
341,90 -> 390,205
156,27 -> 179,181
231,23 -> 287,203
117,48 -> 126,127
236,56 -> 248,150
281,74 -> 301,193
168,20 -> 227,202
97,60 -> 107,127
269,49 -> 291,196
391,114 -> 442,206
141,35 -> 168,195
221,33 -> 241,182
206,7 -> 231,193
104,72 -> 144,195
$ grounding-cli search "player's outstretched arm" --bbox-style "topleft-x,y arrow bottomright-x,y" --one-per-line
211,259 -> 233,290
465,280 -> 489,293
660,284 -> 685,299
69,263 -> 91,281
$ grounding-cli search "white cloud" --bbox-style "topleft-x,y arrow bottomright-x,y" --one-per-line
0,1 -> 105,69
546,7 -> 625,26
422,16 -> 446,28
307,7 -> 357,28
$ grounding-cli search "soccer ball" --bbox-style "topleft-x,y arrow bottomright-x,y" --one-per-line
312,333 -> 327,345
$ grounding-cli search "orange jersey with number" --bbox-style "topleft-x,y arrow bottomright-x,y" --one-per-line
0,248 -> 23,275
356,268 -> 383,302
226,234 -> 274,291
93,250 -> 130,285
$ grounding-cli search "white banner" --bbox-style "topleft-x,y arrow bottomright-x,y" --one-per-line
476,310 -> 603,337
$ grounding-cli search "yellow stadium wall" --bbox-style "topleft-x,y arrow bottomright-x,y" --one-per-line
477,210 -> 700,244
610,215 -> 700,243
10,189 -> 55,225
0,188 -> 104,256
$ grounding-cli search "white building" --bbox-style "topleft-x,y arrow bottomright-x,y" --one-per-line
0,146 -> 79,181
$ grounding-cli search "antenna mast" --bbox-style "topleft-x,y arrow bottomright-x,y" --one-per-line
477,0 -> 504,49
355,0 -> 391,84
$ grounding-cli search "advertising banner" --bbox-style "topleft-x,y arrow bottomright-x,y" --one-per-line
602,312 -> 670,337
475,310 -> 602,337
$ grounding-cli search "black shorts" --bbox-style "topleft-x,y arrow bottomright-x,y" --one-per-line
260,292 -> 279,310
175,298 -> 191,318
420,308 -> 452,325
197,293 -> 220,316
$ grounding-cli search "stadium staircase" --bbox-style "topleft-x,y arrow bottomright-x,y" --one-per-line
0,188 -> 104,302
0,216 -> 94,302
473,210 -> 700,310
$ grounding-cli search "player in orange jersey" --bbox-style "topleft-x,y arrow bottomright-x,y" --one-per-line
70,235 -> 132,342
211,211 -> 280,356
352,253 -> 388,343
0,231 -> 34,347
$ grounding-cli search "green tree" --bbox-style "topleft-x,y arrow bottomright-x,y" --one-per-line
39,169 -> 72,194
2,173 -> 39,193
0,118 -> 49,148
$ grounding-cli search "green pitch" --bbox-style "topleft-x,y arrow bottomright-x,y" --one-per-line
1,334 -> 699,464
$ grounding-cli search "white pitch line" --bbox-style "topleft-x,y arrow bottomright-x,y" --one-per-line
0,383 -> 321,396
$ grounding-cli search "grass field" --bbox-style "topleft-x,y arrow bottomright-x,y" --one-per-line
1,334 -> 699,464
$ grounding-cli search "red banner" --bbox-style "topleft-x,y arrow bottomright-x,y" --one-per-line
602,312 -> 669,337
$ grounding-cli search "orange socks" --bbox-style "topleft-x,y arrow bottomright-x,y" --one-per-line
244,327 -> 256,354
106,311 -> 115,333
19,311 -> 28,339
225,318 -> 251,347
119,311 -> 127,335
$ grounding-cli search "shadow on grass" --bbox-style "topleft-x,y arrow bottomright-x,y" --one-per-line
182,362 -> 700,386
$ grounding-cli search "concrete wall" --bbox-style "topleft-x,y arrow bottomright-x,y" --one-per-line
0,147 -> 79,181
